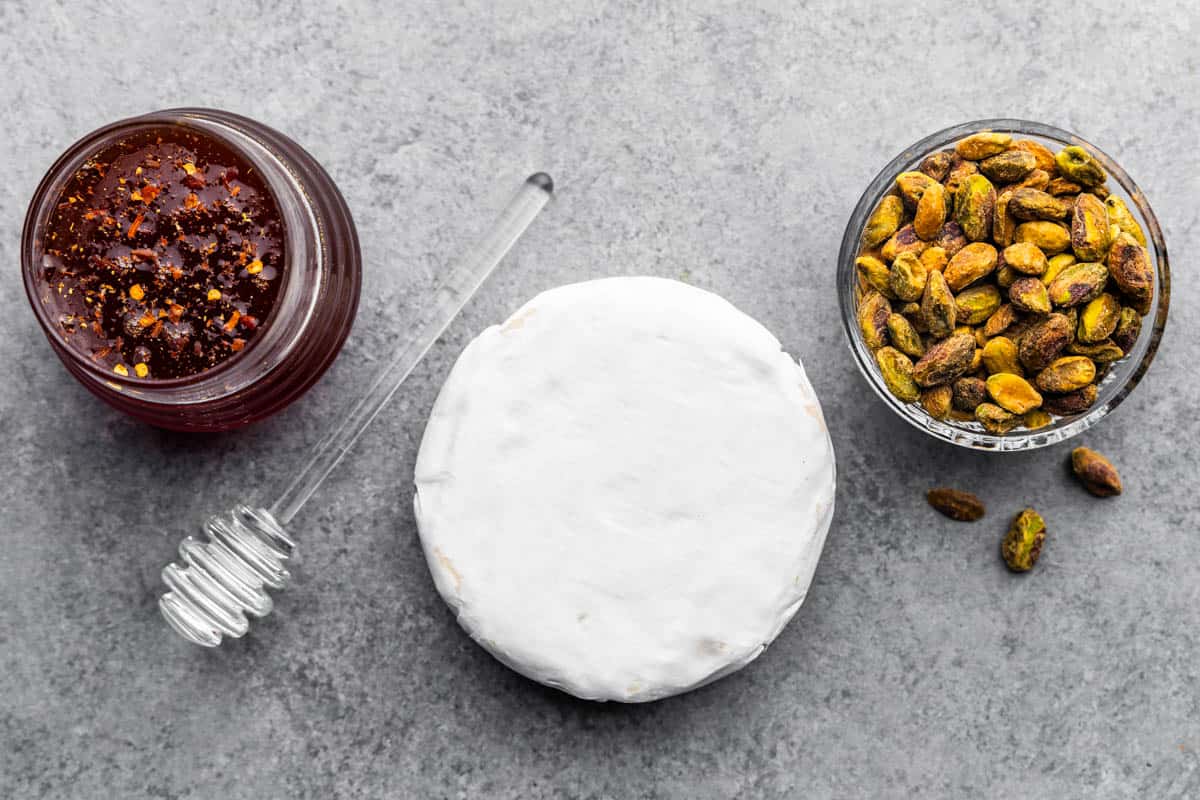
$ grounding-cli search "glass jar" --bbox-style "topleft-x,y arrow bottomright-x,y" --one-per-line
838,119 -> 1169,451
21,108 -> 361,431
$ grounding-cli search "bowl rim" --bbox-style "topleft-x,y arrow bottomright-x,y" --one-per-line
838,118 -> 1170,451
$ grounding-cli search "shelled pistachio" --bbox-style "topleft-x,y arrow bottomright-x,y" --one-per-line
1001,509 -> 1047,572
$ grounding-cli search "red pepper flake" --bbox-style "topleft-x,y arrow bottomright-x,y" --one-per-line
230,338 -> 245,352
223,310 -> 241,331
130,248 -> 157,262
168,304 -> 185,323
127,213 -> 145,238
239,315 -> 258,331
183,193 -> 200,211
140,183 -> 161,202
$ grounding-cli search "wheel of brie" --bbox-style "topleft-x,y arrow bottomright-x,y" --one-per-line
413,277 -> 836,702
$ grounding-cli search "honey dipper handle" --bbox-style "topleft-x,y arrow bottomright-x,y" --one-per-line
270,173 -> 553,525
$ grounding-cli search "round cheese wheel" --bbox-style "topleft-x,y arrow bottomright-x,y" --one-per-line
413,277 -> 836,702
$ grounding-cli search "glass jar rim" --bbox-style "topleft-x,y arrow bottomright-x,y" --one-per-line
838,118 -> 1170,451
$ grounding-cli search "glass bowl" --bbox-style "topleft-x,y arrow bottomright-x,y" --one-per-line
837,119 -> 1169,451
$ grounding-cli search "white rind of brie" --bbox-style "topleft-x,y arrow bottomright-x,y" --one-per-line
414,277 -> 837,702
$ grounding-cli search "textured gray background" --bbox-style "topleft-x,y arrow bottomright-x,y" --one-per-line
1,1 -> 1198,797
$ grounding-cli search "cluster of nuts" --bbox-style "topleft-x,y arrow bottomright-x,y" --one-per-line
927,447 -> 1123,572
854,131 -> 1155,433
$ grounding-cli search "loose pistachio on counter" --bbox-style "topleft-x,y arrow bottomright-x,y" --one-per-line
1001,508 -> 1047,572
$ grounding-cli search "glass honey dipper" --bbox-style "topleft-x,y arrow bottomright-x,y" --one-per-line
159,173 -> 553,646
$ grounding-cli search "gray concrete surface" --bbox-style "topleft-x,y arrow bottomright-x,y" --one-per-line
2,1 -> 1198,797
